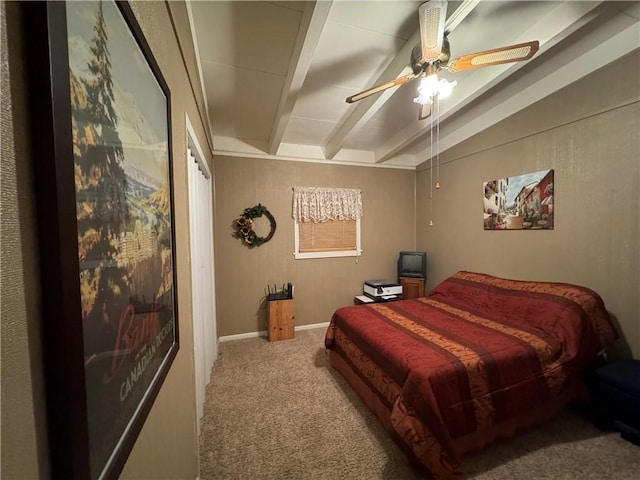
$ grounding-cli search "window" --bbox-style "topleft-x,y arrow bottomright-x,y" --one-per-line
292,187 -> 362,260
295,217 -> 361,259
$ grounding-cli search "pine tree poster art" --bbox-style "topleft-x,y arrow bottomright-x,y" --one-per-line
67,1 -> 176,477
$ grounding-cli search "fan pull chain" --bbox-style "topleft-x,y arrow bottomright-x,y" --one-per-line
435,97 -> 441,190
429,103 -> 434,227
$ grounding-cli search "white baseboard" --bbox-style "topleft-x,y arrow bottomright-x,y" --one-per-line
218,321 -> 330,343
219,331 -> 264,342
296,321 -> 330,331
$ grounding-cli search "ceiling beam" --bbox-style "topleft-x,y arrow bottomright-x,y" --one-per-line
444,0 -> 482,32
268,1 -> 333,155
324,0 -> 482,160
185,0 -> 216,154
373,0 -> 605,163
322,30 -> 419,160
427,14 -> 640,163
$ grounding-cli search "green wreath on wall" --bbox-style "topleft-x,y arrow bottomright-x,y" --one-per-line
233,204 -> 276,248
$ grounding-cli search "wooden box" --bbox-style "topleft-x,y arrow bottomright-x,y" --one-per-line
267,299 -> 295,341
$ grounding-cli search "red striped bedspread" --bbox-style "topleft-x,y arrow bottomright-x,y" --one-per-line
324,271 -> 617,479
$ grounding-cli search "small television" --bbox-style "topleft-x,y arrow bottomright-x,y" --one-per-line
398,251 -> 426,279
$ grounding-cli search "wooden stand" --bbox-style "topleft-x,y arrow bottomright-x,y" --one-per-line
267,299 -> 295,341
354,295 -> 374,305
400,277 -> 425,299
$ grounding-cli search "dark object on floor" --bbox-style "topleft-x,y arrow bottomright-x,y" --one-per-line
589,359 -> 640,446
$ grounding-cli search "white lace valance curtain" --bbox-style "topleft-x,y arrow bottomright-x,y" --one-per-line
292,187 -> 363,223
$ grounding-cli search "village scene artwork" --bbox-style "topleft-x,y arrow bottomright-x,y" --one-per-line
66,1 -> 176,477
483,169 -> 554,230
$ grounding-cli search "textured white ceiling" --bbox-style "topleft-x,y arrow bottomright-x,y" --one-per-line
188,0 -> 640,168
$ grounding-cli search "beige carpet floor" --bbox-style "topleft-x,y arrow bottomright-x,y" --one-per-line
199,327 -> 639,479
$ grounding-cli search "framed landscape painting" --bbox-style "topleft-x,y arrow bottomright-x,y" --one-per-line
483,169 -> 554,230
24,1 -> 179,478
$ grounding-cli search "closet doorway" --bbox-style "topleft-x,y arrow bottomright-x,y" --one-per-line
186,115 -> 217,433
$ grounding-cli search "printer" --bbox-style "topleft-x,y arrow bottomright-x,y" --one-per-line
363,279 -> 402,301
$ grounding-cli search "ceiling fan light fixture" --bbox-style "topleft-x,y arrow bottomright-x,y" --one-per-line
438,77 -> 457,99
413,74 -> 457,105
344,0 -> 539,126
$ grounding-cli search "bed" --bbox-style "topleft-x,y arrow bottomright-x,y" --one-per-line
324,271 -> 618,479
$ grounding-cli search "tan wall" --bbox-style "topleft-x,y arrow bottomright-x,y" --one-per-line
213,157 -> 416,337
1,3 -> 49,478
1,1 -> 211,478
3,1 -> 636,478
417,50 -> 640,359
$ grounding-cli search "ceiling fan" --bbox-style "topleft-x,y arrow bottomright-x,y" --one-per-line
345,0 -> 540,120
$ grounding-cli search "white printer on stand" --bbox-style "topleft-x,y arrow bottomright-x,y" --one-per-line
363,279 -> 402,302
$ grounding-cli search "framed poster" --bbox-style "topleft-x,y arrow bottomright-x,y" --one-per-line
23,1 -> 178,478
483,169 -> 554,230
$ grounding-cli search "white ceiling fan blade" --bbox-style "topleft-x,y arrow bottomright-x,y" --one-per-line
419,0 -> 448,63
448,41 -> 540,72
346,74 -> 416,103
418,103 -> 431,120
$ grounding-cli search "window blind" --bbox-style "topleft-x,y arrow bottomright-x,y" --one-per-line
298,219 -> 357,253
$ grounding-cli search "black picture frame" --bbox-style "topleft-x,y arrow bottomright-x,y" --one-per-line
23,1 -> 179,479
